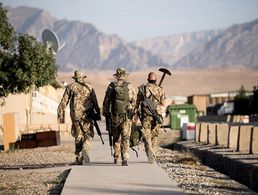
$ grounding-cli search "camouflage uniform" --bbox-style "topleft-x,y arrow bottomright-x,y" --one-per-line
103,68 -> 136,166
57,70 -> 100,165
135,81 -> 166,163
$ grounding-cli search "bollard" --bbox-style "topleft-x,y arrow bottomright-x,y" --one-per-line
251,127 -> 258,155
239,125 -> 253,154
229,125 -> 239,151
200,123 -> 208,143
217,123 -> 229,147
208,123 -> 217,145
195,123 -> 201,142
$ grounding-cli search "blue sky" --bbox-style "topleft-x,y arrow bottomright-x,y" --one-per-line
2,0 -> 258,41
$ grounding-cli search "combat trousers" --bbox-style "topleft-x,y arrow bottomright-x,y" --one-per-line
112,117 -> 132,161
71,118 -> 94,163
141,116 -> 160,159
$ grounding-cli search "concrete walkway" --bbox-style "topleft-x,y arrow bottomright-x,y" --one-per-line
61,124 -> 184,195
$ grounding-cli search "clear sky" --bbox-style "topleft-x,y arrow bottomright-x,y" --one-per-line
2,0 -> 258,41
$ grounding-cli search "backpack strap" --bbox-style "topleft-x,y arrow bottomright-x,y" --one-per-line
110,81 -> 116,98
145,84 -> 160,102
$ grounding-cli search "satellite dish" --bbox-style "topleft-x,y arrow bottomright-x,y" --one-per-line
42,29 -> 65,54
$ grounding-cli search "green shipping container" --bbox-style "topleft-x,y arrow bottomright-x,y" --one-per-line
168,104 -> 197,130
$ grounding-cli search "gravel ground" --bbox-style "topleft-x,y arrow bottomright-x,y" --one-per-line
0,143 -> 74,169
0,142 -> 75,195
0,142 -> 257,195
156,147 -> 257,195
0,168 -> 70,195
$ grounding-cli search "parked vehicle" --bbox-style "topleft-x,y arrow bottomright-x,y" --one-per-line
217,102 -> 234,115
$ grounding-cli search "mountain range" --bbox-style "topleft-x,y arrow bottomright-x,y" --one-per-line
174,19 -> 258,69
134,30 -> 222,65
5,6 -> 258,71
6,6 -> 166,71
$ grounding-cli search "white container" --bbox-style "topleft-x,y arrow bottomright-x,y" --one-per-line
182,122 -> 195,140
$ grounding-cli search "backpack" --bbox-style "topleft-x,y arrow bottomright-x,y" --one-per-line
130,125 -> 142,148
130,125 -> 142,157
111,81 -> 130,115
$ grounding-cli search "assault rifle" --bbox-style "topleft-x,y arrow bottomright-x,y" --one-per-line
139,87 -> 163,125
92,118 -> 104,145
88,108 -> 104,145
105,116 -> 113,156
142,98 -> 163,124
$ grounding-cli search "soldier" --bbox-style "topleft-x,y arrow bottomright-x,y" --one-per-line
103,67 -> 136,166
57,70 -> 101,165
134,72 -> 166,163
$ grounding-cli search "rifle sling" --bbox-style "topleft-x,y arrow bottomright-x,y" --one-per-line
144,85 -> 159,102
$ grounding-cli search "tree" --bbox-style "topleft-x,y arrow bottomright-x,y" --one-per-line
250,86 -> 258,114
234,85 -> 250,115
0,3 -> 15,50
0,3 -> 58,105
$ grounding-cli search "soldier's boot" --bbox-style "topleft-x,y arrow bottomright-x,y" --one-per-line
114,159 -> 118,164
147,151 -> 155,164
76,156 -> 83,165
122,160 -> 128,166
82,149 -> 90,164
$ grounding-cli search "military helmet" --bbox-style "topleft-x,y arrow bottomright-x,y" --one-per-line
72,70 -> 87,79
113,67 -> 129,78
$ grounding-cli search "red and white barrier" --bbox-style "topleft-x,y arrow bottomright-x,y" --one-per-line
182,122 -> 196,140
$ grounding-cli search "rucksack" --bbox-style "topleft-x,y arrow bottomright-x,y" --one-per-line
111,81 -> 130,115
129,125 -> 142,157
130,125 -> 142,148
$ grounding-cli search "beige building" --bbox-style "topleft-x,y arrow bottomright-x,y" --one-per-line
0,85 -> 69,133
188,90 -> 253,116
188,95 -> 209,115
166,96 -> 187,105
209,91 -> 237,105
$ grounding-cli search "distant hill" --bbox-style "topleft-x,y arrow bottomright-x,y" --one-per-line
134,30 -> 222,65
6,6 -> 166,71
173,19 -> 258,69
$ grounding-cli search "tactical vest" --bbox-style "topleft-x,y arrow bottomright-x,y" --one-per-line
111,81 -> 130,115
